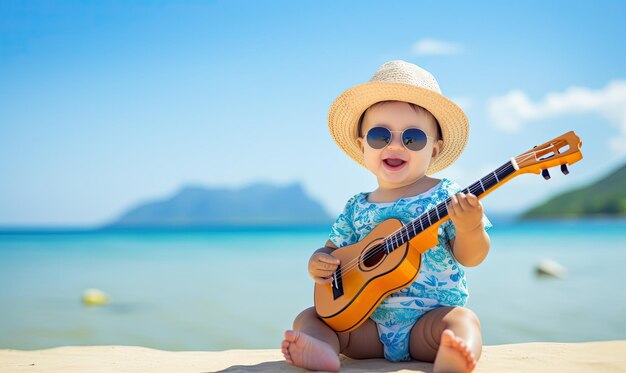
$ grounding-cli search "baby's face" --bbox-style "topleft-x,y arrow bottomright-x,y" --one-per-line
356,101 -> 442,189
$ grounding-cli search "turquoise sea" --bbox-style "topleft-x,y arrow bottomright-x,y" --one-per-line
1,218 -> 625,351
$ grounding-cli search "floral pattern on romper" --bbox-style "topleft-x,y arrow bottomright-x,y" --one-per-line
328,178 -> 492,362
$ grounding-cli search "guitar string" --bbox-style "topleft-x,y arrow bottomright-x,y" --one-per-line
335,149 -> 553,278
335,172 -> 502,278
374,150 -> 554,256
363,151 -> 538,248
334,161 -> 515,277
333,151 -> 543,279
334,160 -> 518,278
372,153 -> 541,260
372,155 -> 530,243
335,145 -> 553,278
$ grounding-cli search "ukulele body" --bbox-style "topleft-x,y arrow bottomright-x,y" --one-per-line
314,218 -> 440,333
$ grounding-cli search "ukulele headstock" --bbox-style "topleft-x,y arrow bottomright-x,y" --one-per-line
514,131 -> 583,179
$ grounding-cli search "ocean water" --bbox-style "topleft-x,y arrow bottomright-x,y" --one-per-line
1,219 -> 625,351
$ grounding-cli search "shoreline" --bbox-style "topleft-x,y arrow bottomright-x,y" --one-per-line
1,340 -> 625,372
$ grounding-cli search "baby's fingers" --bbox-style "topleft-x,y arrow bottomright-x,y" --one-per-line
318,254 -> 340,265
447,194 -> 459,215
456,192 -> 471,211
315,254 -> 340,271
315,261 -> 338,272
466,193 -> 479,207
465,193 -> 484,214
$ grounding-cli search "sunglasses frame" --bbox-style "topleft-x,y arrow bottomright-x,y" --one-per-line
364,126 -> 436,151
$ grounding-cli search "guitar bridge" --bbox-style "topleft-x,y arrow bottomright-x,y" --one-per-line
332,265 -> 344,299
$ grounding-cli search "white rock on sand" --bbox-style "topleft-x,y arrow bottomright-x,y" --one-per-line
536,258 -> 568,278
1,341 -> 625,372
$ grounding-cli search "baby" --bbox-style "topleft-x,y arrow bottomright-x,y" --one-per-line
281,60 -> 491,372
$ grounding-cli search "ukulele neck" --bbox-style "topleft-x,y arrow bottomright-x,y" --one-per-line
383,159 -> 519,254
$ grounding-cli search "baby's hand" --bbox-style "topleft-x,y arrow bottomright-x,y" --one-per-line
308,252 -> 341,285
447,192 -> 484,233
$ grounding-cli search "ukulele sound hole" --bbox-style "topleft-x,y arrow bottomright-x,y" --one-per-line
362,245 -> 386,268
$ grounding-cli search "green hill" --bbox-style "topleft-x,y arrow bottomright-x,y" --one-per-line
521,162 -> 626,219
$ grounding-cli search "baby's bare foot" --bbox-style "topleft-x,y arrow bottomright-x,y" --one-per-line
281,330 -> 340,372
433,329 -> 477,373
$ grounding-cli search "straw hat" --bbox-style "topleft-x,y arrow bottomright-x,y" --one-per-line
328,60 -> 469,175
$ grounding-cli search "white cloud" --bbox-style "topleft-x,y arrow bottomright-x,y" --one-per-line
412,39 -> 463,56
487,80 -> 626,155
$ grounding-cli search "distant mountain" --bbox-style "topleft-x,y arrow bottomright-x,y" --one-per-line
521,162 -> 626,219
105,182 -> 333,228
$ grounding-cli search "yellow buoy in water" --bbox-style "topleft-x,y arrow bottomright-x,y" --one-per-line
82,288 -> 109,306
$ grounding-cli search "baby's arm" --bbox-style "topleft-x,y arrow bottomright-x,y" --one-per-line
308,241 -> 340,284
446,192 -> 490,267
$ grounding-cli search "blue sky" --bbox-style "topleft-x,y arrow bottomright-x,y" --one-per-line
2,1 -> 625,226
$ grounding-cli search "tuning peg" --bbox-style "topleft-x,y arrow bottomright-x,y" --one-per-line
541,169 -> 551,180
561,164 -> 569,175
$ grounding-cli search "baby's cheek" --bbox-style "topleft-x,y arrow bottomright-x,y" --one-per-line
362,151 -> 380,170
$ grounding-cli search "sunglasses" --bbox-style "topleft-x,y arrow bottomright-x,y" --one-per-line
365,126 -> 435,151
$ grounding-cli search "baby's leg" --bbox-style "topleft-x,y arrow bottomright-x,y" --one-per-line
408,306 -> 481,373
282,307 -> 383,372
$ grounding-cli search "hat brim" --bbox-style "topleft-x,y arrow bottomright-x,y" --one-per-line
328,81 -> 469,175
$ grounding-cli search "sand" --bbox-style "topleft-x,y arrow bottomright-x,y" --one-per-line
1,340 -> 625,372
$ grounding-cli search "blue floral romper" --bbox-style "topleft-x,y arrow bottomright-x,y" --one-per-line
328,178 -> 492,362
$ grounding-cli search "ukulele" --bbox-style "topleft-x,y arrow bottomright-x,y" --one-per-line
314,131 -> 583,333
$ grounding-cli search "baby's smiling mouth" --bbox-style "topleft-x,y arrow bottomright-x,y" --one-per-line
383,158 -> 407,169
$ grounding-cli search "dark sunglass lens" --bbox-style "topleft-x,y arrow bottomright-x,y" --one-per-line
402,128 -> 428,151
366,127 -> 392,149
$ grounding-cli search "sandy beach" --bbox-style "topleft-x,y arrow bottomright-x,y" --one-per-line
1,340 -> 625,372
